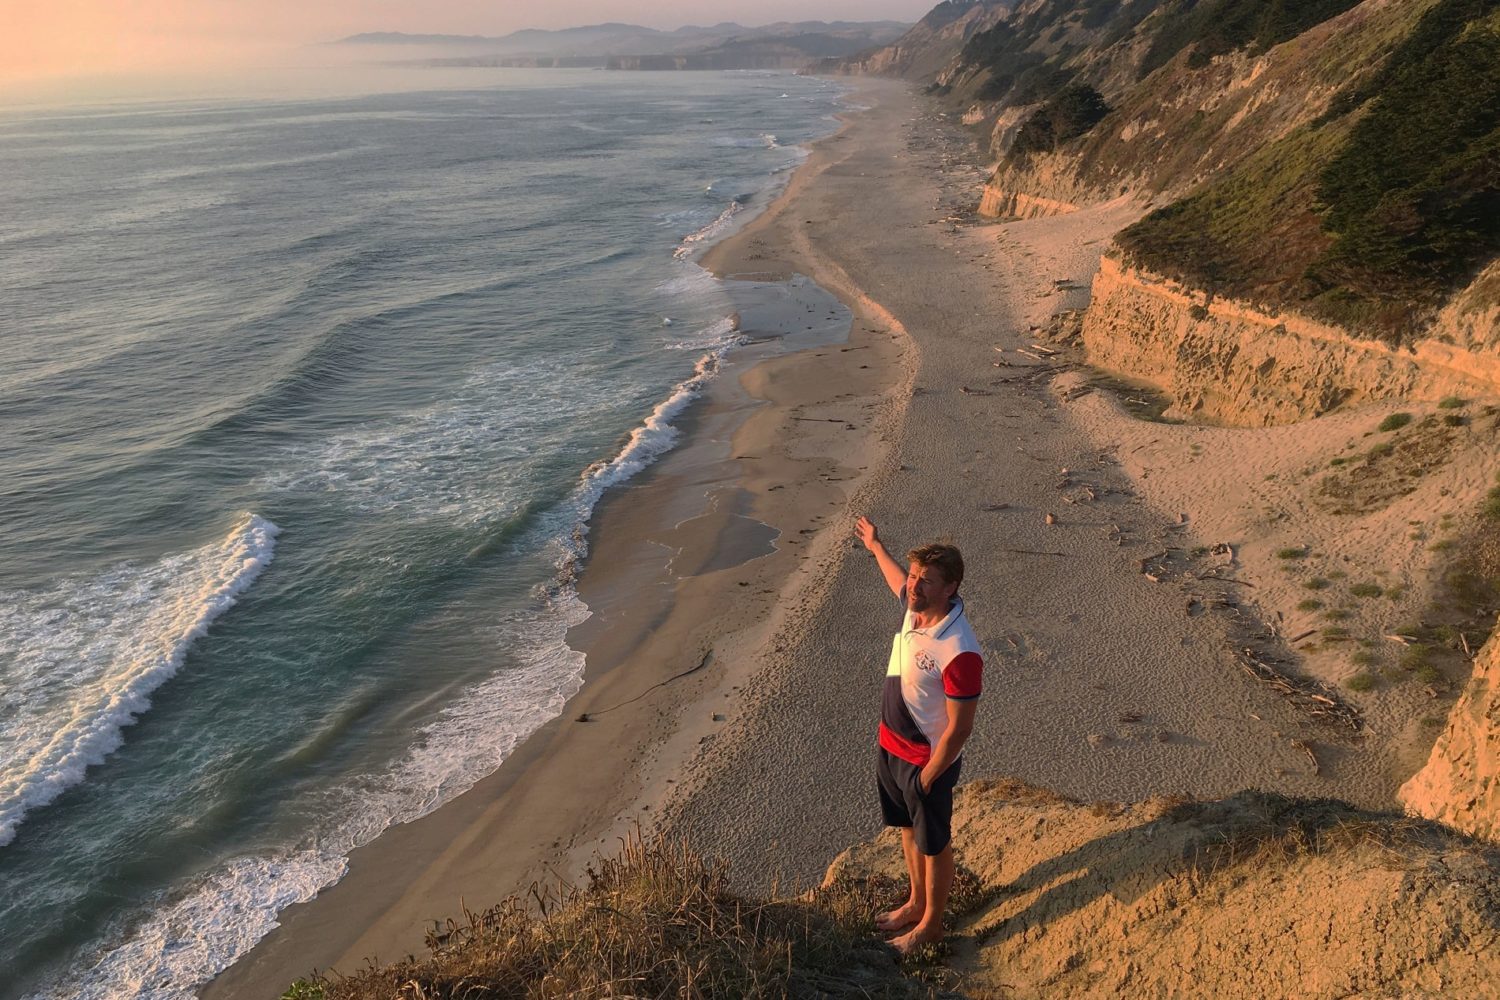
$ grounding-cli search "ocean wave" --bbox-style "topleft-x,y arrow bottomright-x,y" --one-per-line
35,338 -> 742,1000
662,315 -> 741,351
571,338 -> 741,528
673,201 -> 743,261
36,588 -> 587,1000
0,514 -> 279,849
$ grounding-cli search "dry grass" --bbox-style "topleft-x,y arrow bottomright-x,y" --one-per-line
286,835 -> 938,1000
1316,415 -> 1458,516
1175,794 -> 1438,878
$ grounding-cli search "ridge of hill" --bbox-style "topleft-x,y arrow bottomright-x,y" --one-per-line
334,21 -> 911,60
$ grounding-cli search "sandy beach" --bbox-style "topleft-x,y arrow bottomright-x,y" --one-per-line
201,76 -> 1488,995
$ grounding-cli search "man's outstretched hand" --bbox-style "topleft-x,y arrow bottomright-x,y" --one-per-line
855,515 -> 879,551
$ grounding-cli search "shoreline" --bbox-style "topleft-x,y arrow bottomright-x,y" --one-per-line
200,80 -> 914,997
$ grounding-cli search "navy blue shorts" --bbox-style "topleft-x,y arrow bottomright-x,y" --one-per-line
876,748 -> 961,856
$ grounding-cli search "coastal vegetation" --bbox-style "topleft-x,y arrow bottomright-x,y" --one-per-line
1135,0 -> 1365,78
1008,84 -> 1111,161
1117,0 -> 1500,338
282,835 -> 936,999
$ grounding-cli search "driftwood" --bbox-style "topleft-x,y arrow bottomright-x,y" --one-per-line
1291,739 -> 1322,776
1236,647 -> 1362,733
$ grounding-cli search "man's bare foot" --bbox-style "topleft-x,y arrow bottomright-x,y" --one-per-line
874,902 -> 923,932
890,921 -> 943,955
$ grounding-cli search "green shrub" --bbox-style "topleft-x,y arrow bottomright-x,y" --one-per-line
1414,663 -> 1444,685
1011,84 -> 1112,161
1351,649 -> 1378,667
1277,547 -> 1310,559
1323,609 -> 1353,622
1400,644 -> 1433,671
1484,487 -> 1500,520
1297,598 -> 1325,611
1304,577 -> 1332,590
1346,672 -> 1378,692
1377,412 -> 1413,432
1438,395 -> 1467,408
1443,413 -> 1467,427
1349,582 -> 1383,598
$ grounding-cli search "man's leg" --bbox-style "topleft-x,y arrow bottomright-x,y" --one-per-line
875,827 -> 926,931
891,843 -> 953,953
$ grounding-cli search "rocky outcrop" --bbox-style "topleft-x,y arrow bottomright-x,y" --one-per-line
976,185 -> 1076,219
1079,255 -> 1500,426
1400,627 -> 1500,845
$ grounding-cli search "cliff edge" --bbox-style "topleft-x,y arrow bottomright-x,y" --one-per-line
1401,624 -> 1500,844
827,779 -> 1500,998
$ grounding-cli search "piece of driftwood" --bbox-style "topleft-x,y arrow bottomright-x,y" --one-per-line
1236,647 -> 1362,732
1291,739 -> 1321,776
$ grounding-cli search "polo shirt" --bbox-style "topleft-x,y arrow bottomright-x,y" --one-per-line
878,593 -> 983,766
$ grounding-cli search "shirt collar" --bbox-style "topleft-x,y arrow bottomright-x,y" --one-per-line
905,595 -> 964,638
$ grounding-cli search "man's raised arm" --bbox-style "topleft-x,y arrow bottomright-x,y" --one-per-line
856,516 -> 907,597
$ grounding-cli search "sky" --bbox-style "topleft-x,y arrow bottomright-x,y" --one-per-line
4,1 -> 935,88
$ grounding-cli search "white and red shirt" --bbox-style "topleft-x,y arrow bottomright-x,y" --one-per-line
878,593 -> 983,766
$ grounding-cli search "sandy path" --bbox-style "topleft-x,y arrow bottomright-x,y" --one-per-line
662,80 -> 1391,894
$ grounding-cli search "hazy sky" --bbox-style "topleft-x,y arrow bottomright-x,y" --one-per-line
5,1 -> 933,87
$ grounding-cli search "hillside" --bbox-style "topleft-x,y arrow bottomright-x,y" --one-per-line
838,0 -> 1497,414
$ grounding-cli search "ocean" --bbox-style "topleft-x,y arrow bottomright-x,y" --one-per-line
0,68 -> 846,998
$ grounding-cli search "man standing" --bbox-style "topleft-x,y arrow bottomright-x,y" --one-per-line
855,515 -> 982,954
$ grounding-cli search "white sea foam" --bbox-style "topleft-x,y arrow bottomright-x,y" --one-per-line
572,339 -> 740,521
663,315 -> 740,351
0,514 -> 279,849
673,201 -> 743,261
36,342 -> 741,1000
37,588 -> 587,1000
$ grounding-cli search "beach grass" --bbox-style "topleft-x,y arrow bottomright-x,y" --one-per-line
283,834 -> 934,999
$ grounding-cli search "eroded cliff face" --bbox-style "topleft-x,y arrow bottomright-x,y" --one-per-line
1400,628 -> 1500,845
1079,255 -> 1500,426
